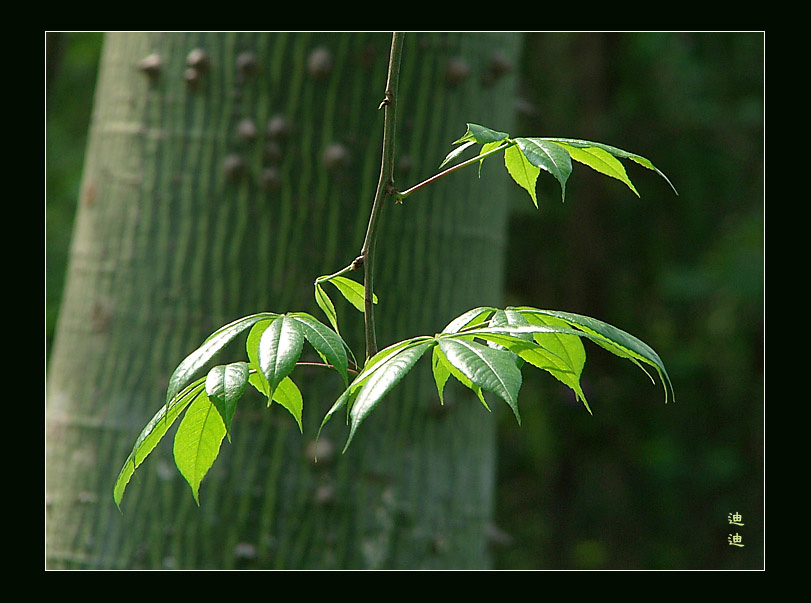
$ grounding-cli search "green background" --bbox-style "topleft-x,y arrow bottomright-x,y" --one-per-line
46,32 -> 764,570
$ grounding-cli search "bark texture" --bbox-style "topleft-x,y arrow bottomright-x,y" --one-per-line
46,32 -> 519,569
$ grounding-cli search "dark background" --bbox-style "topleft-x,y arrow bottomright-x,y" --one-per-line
46,32 -> 764,570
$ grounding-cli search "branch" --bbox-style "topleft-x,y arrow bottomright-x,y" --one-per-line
396,141 -> 513,201
360,32 -> 405,360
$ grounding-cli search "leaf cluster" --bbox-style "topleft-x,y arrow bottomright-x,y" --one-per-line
442,123 -> 677,207
114,122 -> 677,509
318,305 -> 674,454
114,311 -> 351,507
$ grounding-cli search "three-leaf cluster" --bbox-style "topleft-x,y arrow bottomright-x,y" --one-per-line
442,123 -> 677,207
319,306 -> 674,453
114,311 -> 351,506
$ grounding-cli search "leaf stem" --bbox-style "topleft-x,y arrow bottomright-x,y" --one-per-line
360,32 -> 405,360
315,260 -> 359,285
295,361 -> 360,375
396,140 -> 514,201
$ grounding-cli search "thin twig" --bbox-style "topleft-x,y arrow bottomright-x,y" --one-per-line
397,141 -> 514,201
360,32 -> 405,360
296,361 -> 360,375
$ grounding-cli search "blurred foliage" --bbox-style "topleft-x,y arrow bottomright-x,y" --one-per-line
495,32 -> 763,569
45,32 -> 764,569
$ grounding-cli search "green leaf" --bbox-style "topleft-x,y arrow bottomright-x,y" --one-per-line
352,337 -> 433,391
166,313 -> 277,405
205,362 -> 249,438
514,138 -> 572,202
518,312 -> 590,413
550,142 -> 639,197
248,370 -> 270,399
440,139 -> 476,169
173,389 -> 227,504
258,315 -> 304,398
315,387 -> 354,460
345,340 -> 435,451
114,378 -> 206,508
540,138 -> 678,195
272,376 -> 303,432
454,123 -> 510,145
512,307 -> 674,403
479,141 -> 505,177
432,343 -> 490,410
245,318 -> 276,399
317,337 -> 433,443
442,306 -> 496,334
327,276 -> 378,313
437,337 -> 522,423
288,312 -> 349,386
489,309 -> 534,342
431,345 -> 451,404
504,144 -> 540,207
315,282 -> 340,335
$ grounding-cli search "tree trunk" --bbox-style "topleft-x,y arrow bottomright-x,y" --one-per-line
46,32 -> 519,569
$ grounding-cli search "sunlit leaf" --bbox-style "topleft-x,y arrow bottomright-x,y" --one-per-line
453,123 -> 510,145
258,315 -> 304,398
479,140 -> 505,177
327,276 -> 378,313
350,337 -> 433,394
512,306 -> 674,403
245,318 -> 275,400
514,138 -> 572,202
504,144 -> 540,207
440,139 -> 476,169
317,337 -> 433,444
432,343 -> 490,410
272,376 -> 303,432
540,137 -> 678,195
166,313 -> 277,405
437,337 -> 522,423
205,362 -> 249,438
173,390 -> 227,505
518,312 -> 590,412
551,143 -> 639,197
345,339 -> 435,450
442,306 -> 496,334
431,345 -> 451,404
315,283 -> 340,335
114,378 -> 206,508
288,312 -> 349,386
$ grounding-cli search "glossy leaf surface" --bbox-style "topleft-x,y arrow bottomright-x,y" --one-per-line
258,315 -> 304,398
540,137 -> 678,194
511,306 -> 674,403
454,123 -> 510,145
438,337 -> 522,423
314,283 -> 339,334
173,390 -> 227,504
114,378 -> 206,508
166,313 -> 277,405
345,339 -> 436,450
327,276 -> 378,313
288,312 -> 349,386
514,138 -> 572,202
504,144 -> 540,207
272,376 -> 303,432
440,139 -> 476,169
205,362 -> 249,437
552,142 -> 639,196
317,337 -> 433,441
